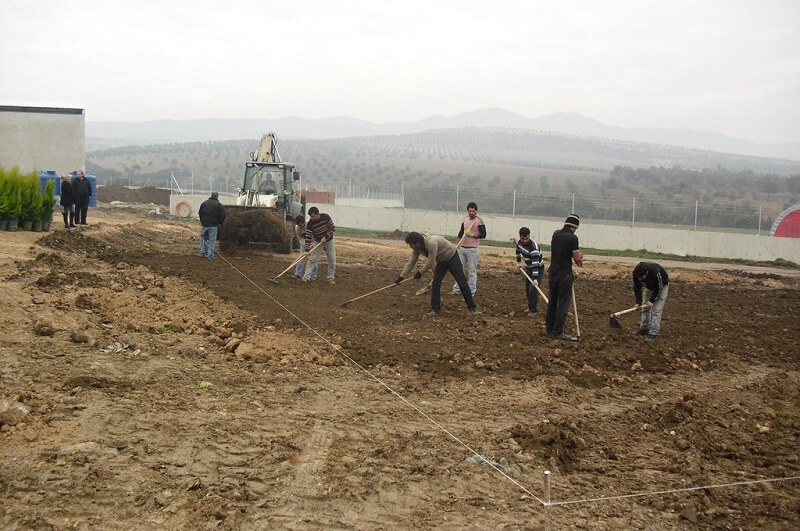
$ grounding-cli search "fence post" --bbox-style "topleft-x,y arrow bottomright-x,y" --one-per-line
513,189 -> 516,218
694,201 -> 698,231
456,186 -> 459,212
632,196 -> 636,227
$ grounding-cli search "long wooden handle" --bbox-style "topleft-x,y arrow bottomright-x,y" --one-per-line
341,277 -> 414,306
612,302 -> 652,317
572,284 -> 581,337
518,267 -> 549,304
273,240 -> 323,279
455,218 -> 480,248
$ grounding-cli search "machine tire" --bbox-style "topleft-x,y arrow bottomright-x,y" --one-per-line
175,201 -> 192,218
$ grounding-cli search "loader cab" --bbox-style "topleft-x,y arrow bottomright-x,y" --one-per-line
240,161 -> 301,215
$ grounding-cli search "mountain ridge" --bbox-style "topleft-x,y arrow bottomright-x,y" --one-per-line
87,109 -> 800,161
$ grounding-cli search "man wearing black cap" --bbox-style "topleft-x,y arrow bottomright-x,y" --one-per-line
545,214 -> 583,341
632,262 -> 669,341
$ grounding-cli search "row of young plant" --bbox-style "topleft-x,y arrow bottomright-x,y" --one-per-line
0,167 -> 57,231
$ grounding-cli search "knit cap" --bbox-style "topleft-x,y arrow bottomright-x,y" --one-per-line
564,213 -> 580,228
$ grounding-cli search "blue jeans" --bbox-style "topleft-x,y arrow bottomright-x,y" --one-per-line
452,246 -> 479,294
639,284 -> 669,335
199,226 -> 218,259
294,248 -> 318,279
304,239 -> 335,280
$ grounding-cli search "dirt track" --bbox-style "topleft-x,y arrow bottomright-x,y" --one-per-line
1,204 -> 798,529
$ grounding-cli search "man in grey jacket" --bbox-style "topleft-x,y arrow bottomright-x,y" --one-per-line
396,232 -> 480,316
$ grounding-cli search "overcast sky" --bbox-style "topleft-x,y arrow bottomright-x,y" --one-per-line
1,0 -> 798,144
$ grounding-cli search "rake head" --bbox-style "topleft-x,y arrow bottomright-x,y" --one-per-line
268,277 -> 280,285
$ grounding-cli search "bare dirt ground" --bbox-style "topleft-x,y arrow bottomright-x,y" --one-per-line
1,202 -> 798,530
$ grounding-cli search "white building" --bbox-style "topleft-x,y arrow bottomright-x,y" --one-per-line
0,105 -> 85,174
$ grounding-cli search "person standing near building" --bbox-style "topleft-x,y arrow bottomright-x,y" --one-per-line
71,171 -> 92,225
293,214 -> 317,280
632,262 -> 669,341
397,232 -> 480,317
59,174 -> 75,228
515,226 -> 544,315
198,192 -> 226,260
545,214 -> 583,341
451,202 -> 486,296
302,207 -> 336,285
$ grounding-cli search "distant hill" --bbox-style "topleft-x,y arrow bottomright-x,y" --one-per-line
87,108 -> 800,161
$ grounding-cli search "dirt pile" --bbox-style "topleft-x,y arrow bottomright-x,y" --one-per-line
219,208 -> 291,253
97,185 -> 170,205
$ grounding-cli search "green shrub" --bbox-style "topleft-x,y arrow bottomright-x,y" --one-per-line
0,167 -> 24,220
42,179 -> 56,221
21,173 -> 42,221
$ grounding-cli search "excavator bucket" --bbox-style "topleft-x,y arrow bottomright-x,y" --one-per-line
219,208 -> 292,253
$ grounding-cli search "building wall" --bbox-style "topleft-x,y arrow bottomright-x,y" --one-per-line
0,105 -> 85,174
307,203 -> 800,263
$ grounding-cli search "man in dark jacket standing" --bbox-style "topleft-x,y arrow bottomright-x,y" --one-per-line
632,262 -> 669,341
198,192 -> 226,260
545,214 -> 583,341
59,174 -> 75,228
71,171 -> 92,225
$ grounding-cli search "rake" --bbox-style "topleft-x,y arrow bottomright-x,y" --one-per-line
609,302 -> 651,328
518,266 -> 548,304
340,277 -> 414,307
268,240 -> 323,285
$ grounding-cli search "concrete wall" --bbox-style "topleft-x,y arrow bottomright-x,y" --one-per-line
306,203 -> 800,263
0,106 -> 85,174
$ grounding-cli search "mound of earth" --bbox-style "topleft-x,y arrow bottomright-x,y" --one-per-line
97,185 -> 170,205
219,208 -> 292,253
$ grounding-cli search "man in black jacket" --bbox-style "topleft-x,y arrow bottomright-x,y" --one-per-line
545,214 -> 583,341
632,262 -> 669,341
198,192 -> 226,260
71,171 -> 92,225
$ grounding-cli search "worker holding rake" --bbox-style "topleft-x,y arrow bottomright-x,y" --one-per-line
397,232 -> 481,317
632,262 -> 670,342
515,227 -> 545,316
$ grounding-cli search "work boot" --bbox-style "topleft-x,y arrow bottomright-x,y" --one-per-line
632,327 -> 649,336
469,307 -> 481,317
552,332 -> 579,342
68,212 -> 76,227
646,334 -> 658,342
63,213 -> 69,228
428,310 -> 441,316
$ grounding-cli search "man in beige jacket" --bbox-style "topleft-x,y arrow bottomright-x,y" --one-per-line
396,232 -> 480,317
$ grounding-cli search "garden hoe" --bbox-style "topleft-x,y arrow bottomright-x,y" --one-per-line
571,284 -> 581,341
341,277 -> 414,307
417,218 -> 480,296
518,266 -> 548,304
268,241 -> 323,285
609,302 -> 651,329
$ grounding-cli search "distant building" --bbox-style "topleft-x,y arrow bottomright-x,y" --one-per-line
0,105 -> 85,174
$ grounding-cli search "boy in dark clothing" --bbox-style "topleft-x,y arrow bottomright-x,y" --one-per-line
632,262 -> 670,341
545,214 -> 583,341
515,227 -> 544,315
59,174 -> 75,228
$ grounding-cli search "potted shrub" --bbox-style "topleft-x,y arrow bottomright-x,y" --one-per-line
4,169 -> 22,231
0,170 -> 10,231
20,173 -> 42,231
41,179 -> 56,231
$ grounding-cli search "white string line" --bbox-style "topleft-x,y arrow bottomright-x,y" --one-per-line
549,475 -> 800,507
217,252 -> 547,506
